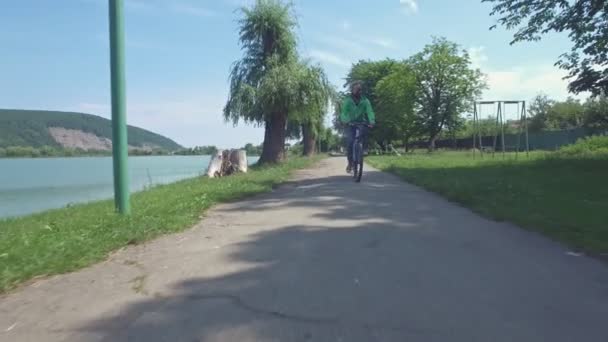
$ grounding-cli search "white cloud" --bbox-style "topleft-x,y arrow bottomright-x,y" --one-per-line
369,37 -> 398,49
316,35 -> 365,54
125,0 -> 155,12
81,0 -> 220,17
308,49 -> 351,68
170,3 -> 219,17
480,65 -> 587,120
315,34 -> 397,57
468,46 -> 488,69
67,89 -> 264,148
342,20 -> 351,31
400,0 -> 419,14
224,0 -> 255,7
464,45 -> 585,106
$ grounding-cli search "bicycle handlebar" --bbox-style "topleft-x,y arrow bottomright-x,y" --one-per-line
348,122 -> 374,127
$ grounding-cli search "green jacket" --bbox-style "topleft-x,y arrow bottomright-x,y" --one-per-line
340,96 -> 376,125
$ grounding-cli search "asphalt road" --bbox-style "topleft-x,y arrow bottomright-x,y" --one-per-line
2,157 -> 607,341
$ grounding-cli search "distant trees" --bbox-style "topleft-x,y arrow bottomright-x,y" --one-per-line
583,95 -> 608,129
528,94 -> 555,132
0,146 -> 113,158
174,146 -> 218,156
528,93 -> 608,132
318,128 -> 342,152
243,143 -> 263,156
336,33 -> 607,152
339,38 -> 486,151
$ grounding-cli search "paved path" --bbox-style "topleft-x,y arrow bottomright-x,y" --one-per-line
2,158 -> 608,342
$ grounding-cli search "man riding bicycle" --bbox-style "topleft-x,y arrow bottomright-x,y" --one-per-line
340,81 -> 375,173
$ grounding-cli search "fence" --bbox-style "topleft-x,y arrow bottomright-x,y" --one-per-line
411,128 -> 600,151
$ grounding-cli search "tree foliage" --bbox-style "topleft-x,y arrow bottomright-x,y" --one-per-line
528,93 -> 608,132
224,0 -> 297,125
483,0 -> 608,95
408,38 -> 486,149
174,146 -> 218,156
583,94 -> 608,129
374,63 -> 418,150
528,94 -> 556,132
343,59 -> 400,150
345,59 -> 398,104
243,143 -> 263,156
224,0 -> 331,163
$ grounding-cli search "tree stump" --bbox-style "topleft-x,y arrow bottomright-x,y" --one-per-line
230,149 -> 248,173
206,150 -> 224,178
206,149 -> 248,178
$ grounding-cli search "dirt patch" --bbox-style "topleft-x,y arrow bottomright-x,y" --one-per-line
49,127 -> 112,151
48,127 -> 159,152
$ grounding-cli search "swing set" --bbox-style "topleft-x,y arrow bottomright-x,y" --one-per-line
472,100 -> 530,158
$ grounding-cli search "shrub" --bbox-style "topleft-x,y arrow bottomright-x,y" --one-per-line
557,135 -> 608,156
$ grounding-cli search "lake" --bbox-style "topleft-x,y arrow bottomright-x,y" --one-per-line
0,155 -> 258,219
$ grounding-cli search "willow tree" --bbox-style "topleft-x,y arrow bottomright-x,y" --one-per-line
287,64 -> 333,156
224,0 -> 331,163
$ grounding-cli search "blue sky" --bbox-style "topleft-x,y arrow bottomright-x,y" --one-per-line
0,0 -> 581,148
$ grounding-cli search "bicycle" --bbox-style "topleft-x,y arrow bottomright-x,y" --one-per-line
350,123 -> 371,183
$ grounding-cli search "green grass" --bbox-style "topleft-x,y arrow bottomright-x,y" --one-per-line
368,151 -> 608,254
0,157 -> 320,293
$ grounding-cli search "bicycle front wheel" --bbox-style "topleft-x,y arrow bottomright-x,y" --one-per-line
354,142 -> 363,182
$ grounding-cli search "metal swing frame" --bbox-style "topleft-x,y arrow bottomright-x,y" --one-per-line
472,101 -> 529,158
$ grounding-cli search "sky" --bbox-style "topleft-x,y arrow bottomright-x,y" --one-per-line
0,0 -> 584,148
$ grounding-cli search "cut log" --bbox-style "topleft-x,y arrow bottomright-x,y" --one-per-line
206,150 -> 224,178
220,150 -> 232,176
206,149 -> 248,178
230,150 -> 248,173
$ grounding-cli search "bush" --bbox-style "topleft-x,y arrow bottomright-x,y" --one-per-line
5,146 -> 37,157
557,135 -> 608,156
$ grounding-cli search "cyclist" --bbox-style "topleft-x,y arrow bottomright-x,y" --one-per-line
340,80 -> 375,173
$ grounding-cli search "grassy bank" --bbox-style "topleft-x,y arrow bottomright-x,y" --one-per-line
0,157 -> 320,292
368,151 -> 608,254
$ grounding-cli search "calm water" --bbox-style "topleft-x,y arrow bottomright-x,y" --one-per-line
0,156 -> 257,219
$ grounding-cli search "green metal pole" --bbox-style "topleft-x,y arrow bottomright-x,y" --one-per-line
109,0 -> 130,214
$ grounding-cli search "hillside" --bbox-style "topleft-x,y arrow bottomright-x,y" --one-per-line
0,109 -> 182,151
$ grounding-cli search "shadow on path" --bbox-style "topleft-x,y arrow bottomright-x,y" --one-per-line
80,168 -> 608,342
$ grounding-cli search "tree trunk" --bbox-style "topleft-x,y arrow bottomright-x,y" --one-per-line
259,112 -> 287,164
261,120 -> 272,160
404,135 -> 410,152
428,135 -> 438,152
302,124 -> 316,157
379,141 -> 387,154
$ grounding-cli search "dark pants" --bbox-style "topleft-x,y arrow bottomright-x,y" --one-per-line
346,125 -> 368,166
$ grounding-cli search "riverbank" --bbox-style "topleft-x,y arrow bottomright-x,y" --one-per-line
1,155 -> 257,218
0,156 -> 321,293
